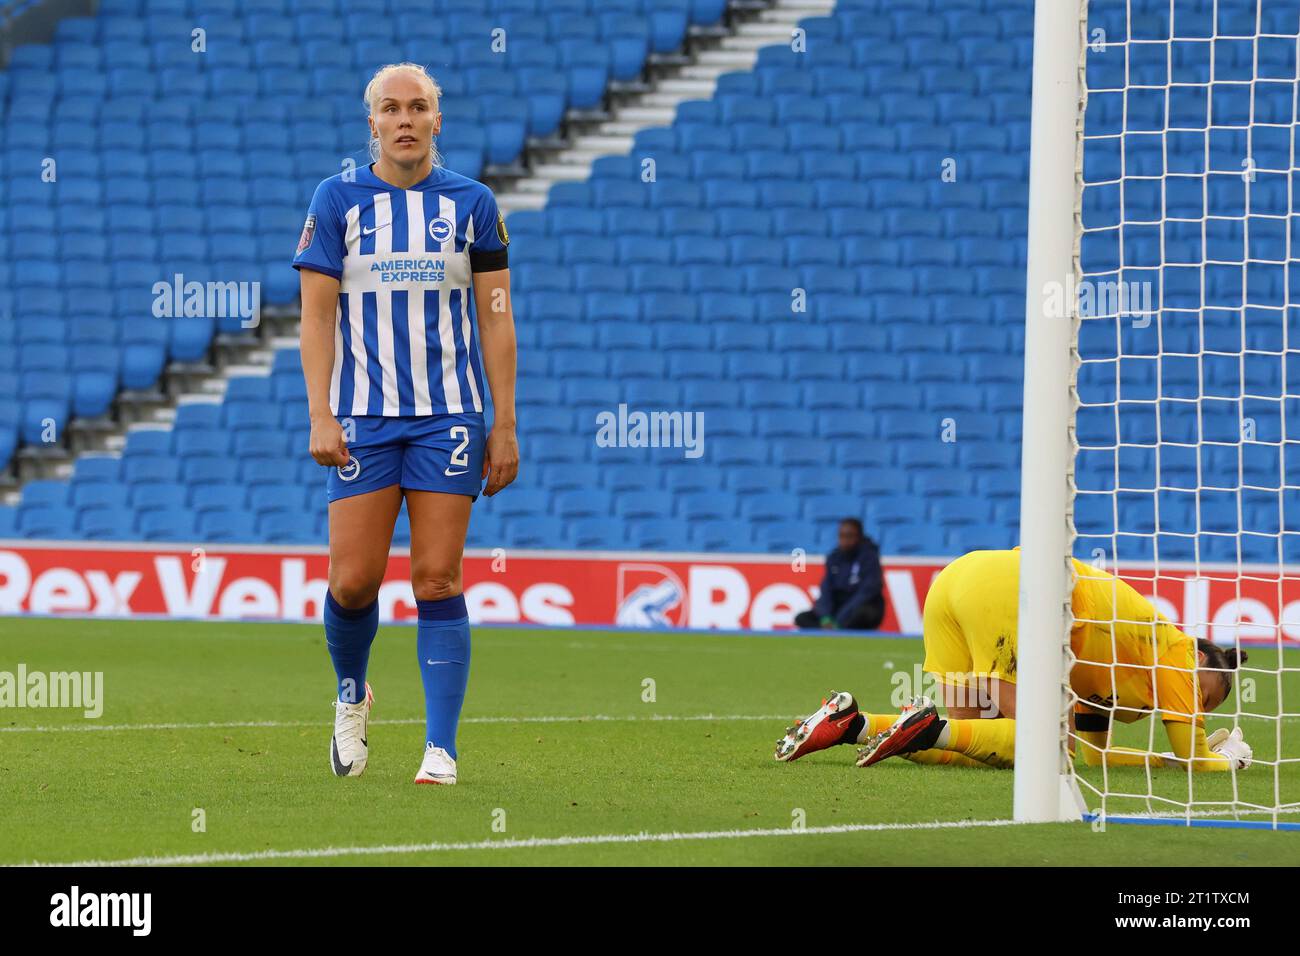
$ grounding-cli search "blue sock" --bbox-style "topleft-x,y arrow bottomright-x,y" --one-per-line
416,594 -> 471,760
324,591 -> 378,704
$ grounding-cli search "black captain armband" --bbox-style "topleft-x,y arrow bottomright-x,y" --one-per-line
470,247 -> 509,273
1075,710 -> 1110,732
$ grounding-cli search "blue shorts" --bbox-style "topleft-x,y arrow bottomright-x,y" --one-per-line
326,413 -> 485,503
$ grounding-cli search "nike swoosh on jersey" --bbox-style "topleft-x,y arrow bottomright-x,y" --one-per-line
444,468 -> 468,476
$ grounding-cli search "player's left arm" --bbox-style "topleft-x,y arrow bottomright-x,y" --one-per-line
1074,703 -> 1167,769
469,187 -> 517,498
1075,709 -> 1172,769
1074,707 -> 1247,771
474,267 -> 518,497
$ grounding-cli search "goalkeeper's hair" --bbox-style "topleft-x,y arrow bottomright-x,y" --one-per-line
1197,640 -> 1248,700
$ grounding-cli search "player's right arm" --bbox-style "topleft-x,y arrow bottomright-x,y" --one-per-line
293,182 -> 349,468
299,269 -> 348,468
1161,721 -> 1251,771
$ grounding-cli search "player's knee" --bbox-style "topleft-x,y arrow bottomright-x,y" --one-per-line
328,573 -> 381,609
411,566 -> 461,603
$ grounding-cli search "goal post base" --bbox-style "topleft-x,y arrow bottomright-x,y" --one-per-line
1059,772 -> 1088,822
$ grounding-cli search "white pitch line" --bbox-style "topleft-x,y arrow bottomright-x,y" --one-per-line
0,713 -> 791,734
7,713 -> 1300,734
17,818 -> 1023,868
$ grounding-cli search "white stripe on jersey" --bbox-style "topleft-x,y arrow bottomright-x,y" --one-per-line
405,190 -> 433,415
375,287 -> 399,416
459,280 -> 482,412
343,204 -> 370,414
436,288 -> 462,414
328,312 -> 343,411
436,194 -> 463,414
405,189 -> 426,257
461,211 -> 483,412
343,202 -> 362,249
346,285 -> 369,414
369,194 -> 400,414
407,290 -> 431,415
372,192 -> 393,255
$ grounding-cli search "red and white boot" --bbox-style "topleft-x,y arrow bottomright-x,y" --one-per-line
775,691 -> 861,762
855,696 -> 943,768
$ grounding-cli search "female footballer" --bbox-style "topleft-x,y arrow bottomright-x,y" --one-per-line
293,63 -> 518,785
775,549 -> 1254,772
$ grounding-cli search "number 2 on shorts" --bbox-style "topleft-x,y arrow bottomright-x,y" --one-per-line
449,426 -> 470,469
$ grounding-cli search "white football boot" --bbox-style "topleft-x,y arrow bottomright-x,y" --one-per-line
330,682 -> 373,778
414,743 -> 457,785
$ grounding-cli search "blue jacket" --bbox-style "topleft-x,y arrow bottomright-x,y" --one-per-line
813,538 -> 883,626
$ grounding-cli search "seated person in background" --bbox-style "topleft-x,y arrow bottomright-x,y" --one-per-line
794,518 -> 886,631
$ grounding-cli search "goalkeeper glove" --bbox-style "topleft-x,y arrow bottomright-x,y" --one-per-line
1208,727 -> 1253,770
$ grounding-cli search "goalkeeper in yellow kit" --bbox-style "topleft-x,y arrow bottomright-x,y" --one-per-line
774,549 -> 1253,772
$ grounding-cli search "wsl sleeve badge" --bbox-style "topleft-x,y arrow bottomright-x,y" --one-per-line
297,213 -> 317,254
496,211 -> 509,245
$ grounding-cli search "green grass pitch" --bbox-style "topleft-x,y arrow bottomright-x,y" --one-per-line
1,617 -> 1297,866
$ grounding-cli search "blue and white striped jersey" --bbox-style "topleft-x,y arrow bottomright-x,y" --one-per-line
292,163 -> 509,417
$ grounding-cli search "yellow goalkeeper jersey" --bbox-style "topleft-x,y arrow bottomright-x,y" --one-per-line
1069,558 -> 1201,725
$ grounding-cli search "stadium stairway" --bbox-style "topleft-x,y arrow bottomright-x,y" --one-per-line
493,0 -> 835,212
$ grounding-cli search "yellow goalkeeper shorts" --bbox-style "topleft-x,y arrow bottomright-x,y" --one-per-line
921,549 -> 1021,688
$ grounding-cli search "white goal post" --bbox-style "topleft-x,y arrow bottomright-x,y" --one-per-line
1016,0 -> 1086,824
1018,0 -> 1300,828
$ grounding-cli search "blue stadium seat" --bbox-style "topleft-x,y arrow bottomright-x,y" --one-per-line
198,509 -> 260,543
21,479 -> 70,510
259,511 -> 322,546
79,507 -> 136,540
18,505 -> 77,539
569,518 -> 626,550
882,526 -> 938,557
135,508 -> 194,542
508,516 -> 569,548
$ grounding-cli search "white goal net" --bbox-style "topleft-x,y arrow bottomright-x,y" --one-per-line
1067,0 -> 1300,827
